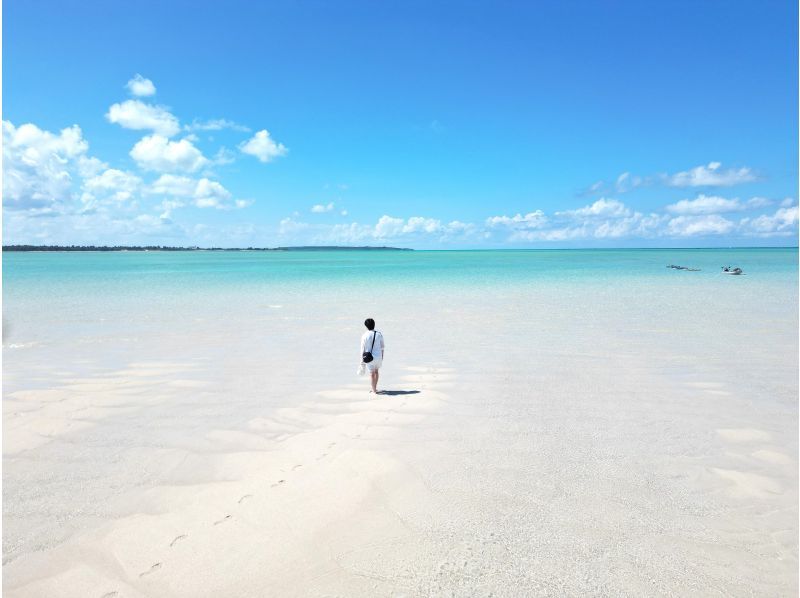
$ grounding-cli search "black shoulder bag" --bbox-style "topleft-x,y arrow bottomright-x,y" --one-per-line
362,331 -> 378,363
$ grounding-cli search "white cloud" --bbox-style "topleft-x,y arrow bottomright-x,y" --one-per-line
745,197 -> 773,209
212,147 -> 236,165
340,209 -> 348,216
373,215 -> 405,238
126,74 -> 156,97
149,174 -> 197,196
667,214 -> 735,236
311,202 -> 335,213
780,197 -> 795,207
130,135 -> 209,172
557,198 -> 631,218
403,216 -> 442,234
594,213 -> 664,238
194,179 -> 232,208
77,156 -> 108,178
239,129 -> 288,163
322,222 -> 372,243
279,217 -> 310,235
665,194 -> 743,215
665,162 -> 757,187
81,168 -> 142,208
744,206 -> 799,236
186,118 -> 250,132
510,226 -> 588,242
486,210 -> 547,229
615,172 -> 646,193
148,174 -> 240,210
106,100 -> 180,137
3,120 -> 90,210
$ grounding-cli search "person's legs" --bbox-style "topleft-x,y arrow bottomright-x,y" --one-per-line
370,369 -> 379,393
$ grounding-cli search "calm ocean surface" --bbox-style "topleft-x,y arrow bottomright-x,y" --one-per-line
4,248 -> 797,291
3,247 -> 795,357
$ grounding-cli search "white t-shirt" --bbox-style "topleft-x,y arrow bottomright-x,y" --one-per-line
360,330 -> 384,360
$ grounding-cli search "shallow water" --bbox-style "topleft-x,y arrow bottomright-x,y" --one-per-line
3,249 -> 798,595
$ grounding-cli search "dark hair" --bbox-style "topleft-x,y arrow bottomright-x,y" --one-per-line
364,318 -> 375,330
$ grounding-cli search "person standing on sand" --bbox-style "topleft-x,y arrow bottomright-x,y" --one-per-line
360,318 -> 385,394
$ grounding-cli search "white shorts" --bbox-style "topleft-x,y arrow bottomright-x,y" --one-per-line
366,357 -> 382,372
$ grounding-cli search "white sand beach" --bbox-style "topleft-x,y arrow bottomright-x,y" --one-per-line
3,272 -> 798,596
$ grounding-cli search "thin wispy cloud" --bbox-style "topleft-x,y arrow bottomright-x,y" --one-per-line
311,202 -> 335,213
665,162 -> 757,187
186,118 -> 251,133
581,162 -> 758,198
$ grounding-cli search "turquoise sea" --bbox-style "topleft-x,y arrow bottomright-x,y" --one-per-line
4,247 -> 797,291
4,247 -> 797,344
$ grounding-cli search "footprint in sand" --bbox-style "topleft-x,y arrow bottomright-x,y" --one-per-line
292,464 -> 302,471
271,479 -> 286,487
316,453 -> 328,461
101,592 -> 119,598
169,534 -> 187,547
238,494 -> 253,504
213,515 -> 232,525
139,563 -> 162,578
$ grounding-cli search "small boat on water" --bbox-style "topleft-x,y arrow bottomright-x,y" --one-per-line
722,266 -> 743,275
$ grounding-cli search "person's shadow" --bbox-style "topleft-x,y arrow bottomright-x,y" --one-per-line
378,390 -> 421,396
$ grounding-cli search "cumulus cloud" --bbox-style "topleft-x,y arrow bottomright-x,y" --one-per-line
239,129 -> 288,163
666,214 -> 735,236
403,216 -> 442,234
148,174 -> 241,211
486,210 -> 547,229
130,135 -> 209,172
81,168 -> 143,209
126,74 -> 156,97
743,206 -> 799,236
106,100 -> 180,137
194,179 -> 232,208
3,120 -> 90,210
373,215 -> 405,238
665,162 -> 757,187
665,194 -> 743,215
149,173 -> 197,197
279,217 -> 310,235
311,202 -> 335,213
556,198 -> 631,218
282,215 -> 475,245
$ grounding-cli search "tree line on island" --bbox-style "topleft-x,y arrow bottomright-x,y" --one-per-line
2,245 -> 412,252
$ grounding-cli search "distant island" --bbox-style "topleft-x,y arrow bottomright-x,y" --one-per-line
2,245 -> 412,252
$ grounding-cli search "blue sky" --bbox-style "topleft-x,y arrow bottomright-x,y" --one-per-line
3,0 -> 798,247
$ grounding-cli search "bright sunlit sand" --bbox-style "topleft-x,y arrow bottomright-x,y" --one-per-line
3,249 -> 797,596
